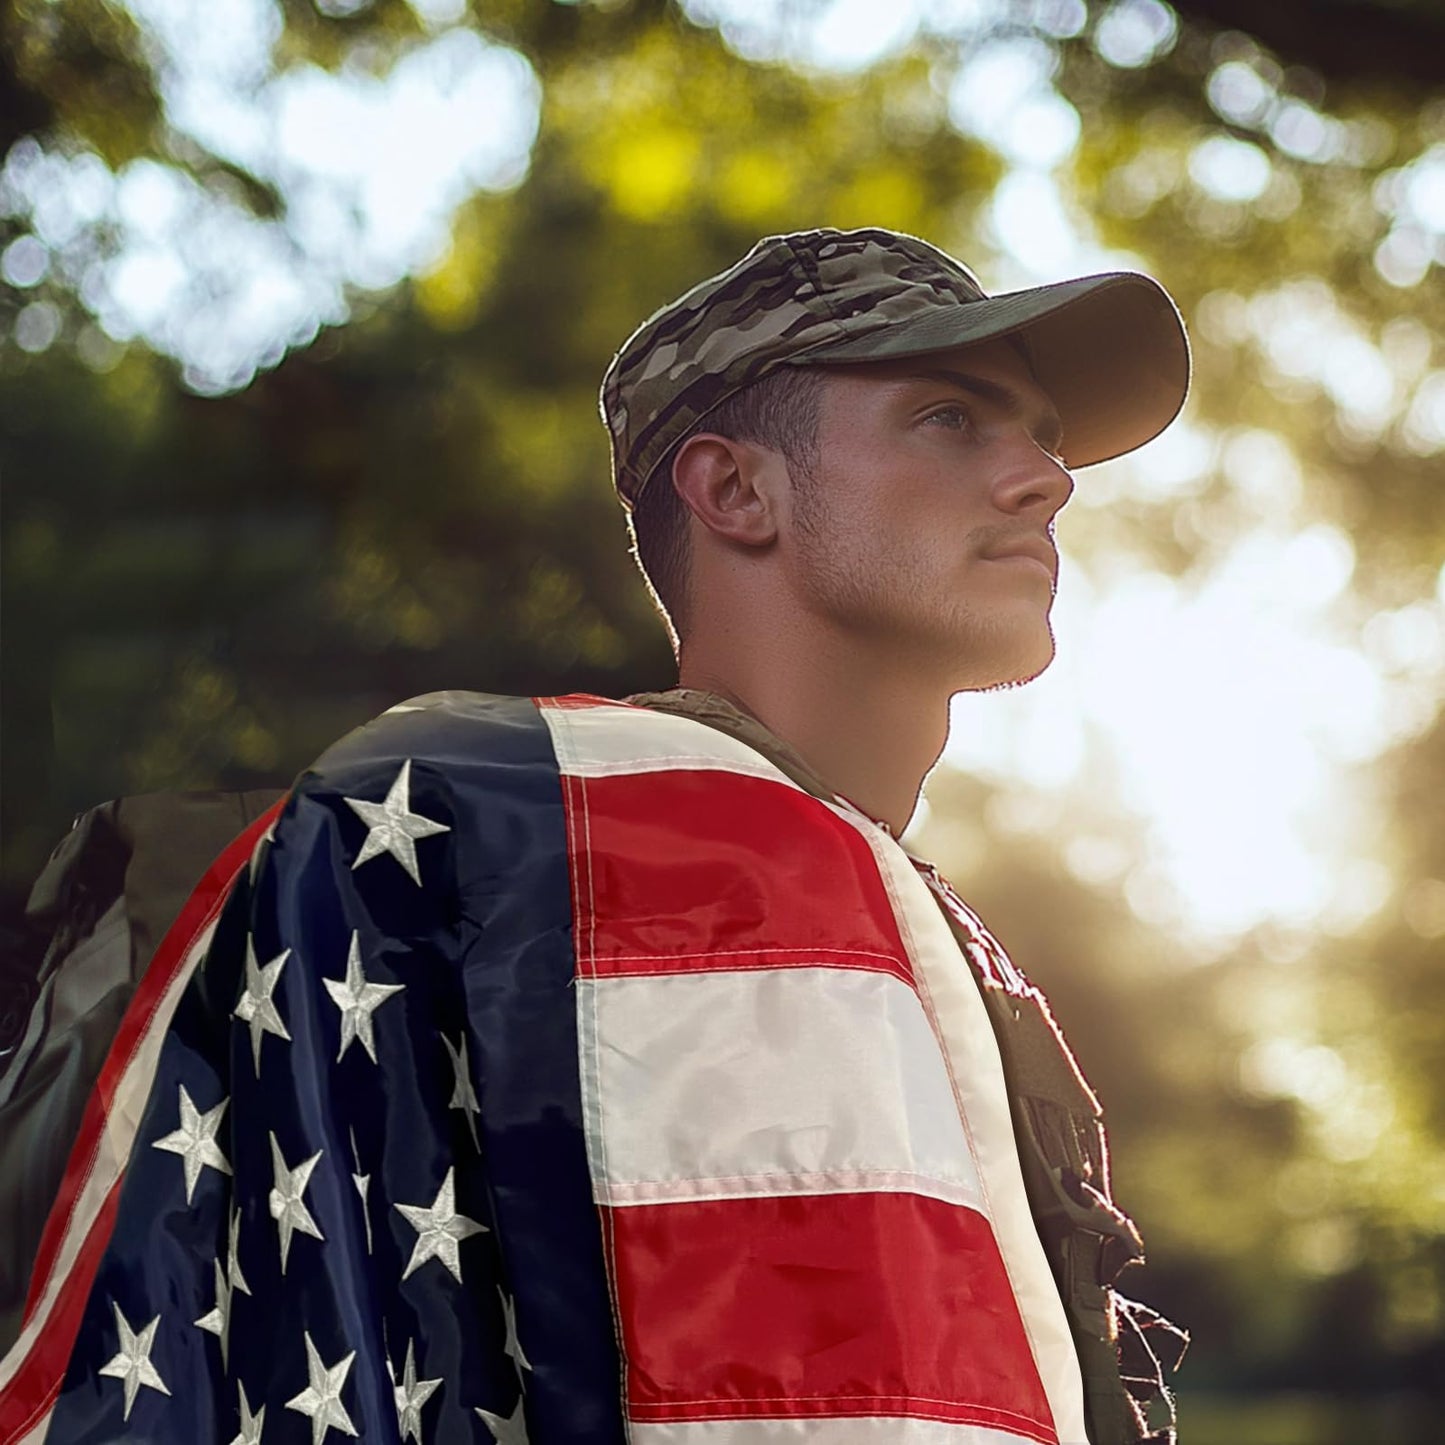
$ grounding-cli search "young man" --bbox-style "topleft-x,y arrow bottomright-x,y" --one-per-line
1,227 -> 1190,1445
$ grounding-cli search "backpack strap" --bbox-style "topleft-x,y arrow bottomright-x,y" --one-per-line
977,981 -> 1188,1443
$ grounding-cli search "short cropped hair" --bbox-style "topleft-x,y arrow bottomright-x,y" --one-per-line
626,364 -> 829,652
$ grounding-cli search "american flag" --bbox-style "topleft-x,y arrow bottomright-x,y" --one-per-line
0,691 -> 1091,1444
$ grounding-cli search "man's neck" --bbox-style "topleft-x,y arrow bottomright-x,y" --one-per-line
673,650 -> 949,837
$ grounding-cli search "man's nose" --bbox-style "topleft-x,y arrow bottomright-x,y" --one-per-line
996,431 -> 1075,515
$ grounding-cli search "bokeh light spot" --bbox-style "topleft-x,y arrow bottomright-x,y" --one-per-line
1189,135 -> 1271,202
1092,0 -> 1178,69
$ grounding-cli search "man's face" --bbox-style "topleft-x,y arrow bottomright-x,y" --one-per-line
783,336 -> 1074,693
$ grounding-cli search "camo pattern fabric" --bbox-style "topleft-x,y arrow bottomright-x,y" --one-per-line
597,227 -> 992,511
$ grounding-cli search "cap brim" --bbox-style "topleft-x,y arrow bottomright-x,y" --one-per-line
784,272 -> 1190,469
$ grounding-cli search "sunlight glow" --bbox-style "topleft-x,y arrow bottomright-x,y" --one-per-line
941,525 -> 1440,947
802,0 -> 922,71
1189,136 -> 1272,202
685,0 -> 929,71
0,0 -> 540,391
946,39 -> 1081,169
1091,0 -> 1177,70
988,171 -> 1082,275
1114,417 -> 1215,502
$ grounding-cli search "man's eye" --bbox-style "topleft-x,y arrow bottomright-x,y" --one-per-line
925,404 -> 970,430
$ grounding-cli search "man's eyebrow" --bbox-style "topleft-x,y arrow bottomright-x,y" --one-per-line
900,367 -> 1065,454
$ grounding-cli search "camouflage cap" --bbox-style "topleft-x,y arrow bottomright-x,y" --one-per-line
598,225 -> 1190,511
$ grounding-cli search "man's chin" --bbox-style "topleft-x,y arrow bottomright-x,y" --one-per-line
951,632 -> 1057,694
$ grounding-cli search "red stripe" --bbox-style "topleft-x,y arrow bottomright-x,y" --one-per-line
536,692 -> 637,711
544,692 -> 1056,1440
566,768 -> 912,987
0,798 -> 287,1442
0,1180 -> 122,1444
608,1192 -> 1057,1442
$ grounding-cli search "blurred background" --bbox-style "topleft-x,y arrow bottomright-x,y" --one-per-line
1,0 -> 1442,1437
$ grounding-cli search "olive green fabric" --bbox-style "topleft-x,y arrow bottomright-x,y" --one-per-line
0,788 -> 285,1357
625,685 -> 1182,1444
625,686 -> 846,805
598,227 -> 1190,510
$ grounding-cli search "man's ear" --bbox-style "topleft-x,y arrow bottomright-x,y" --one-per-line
671,433 -> 785,550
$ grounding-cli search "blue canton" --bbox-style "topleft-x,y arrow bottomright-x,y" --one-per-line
43,695 -> 628,1443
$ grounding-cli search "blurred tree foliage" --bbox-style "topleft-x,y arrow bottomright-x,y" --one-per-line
2,0 -> 1443,1436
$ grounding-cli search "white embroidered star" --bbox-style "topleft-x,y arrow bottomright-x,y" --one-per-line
498,1284 -> 532,1373
392,1338 -> 442,1444
394,1166 -> 487,1282
227,1202 -> 252,1297
349,1126 -> 372,1255
442,1032 -> 480,1151
323,931 -> 404,1064
233,939 -> 292,1075
229,1379 -> 265,1445
475,1399 -> 529,1445
195,1258 -> 234,1368
343,759 -> 450,886
97,1300 -> 171,1420
268,1133 -> 324,1274
151,1084 -> 231,1203
285,1332 -> 357,1445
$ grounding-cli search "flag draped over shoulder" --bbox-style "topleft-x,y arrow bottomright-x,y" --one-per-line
0,690 -> 1092,1445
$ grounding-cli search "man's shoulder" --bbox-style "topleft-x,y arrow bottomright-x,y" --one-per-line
307,689 -> 786,785
272,688 -> 793,908
267,693 -> 585,909
307,689 -> 564,775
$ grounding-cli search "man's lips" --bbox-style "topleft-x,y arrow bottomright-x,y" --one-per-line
985,534 -> 1058,582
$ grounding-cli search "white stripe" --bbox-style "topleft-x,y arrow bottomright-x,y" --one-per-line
850,817 -> 1089,1445
544,698 -> 1088,1444
544,701 -> 808,788
632,1419 -> 1053,1444
579,969 -> 982,1210
0,917 -> 220,1393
